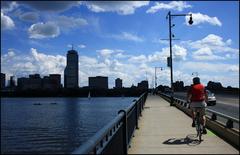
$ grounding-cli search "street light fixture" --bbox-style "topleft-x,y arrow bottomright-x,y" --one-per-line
188,14 -> 193,25
166,11 -> 193,105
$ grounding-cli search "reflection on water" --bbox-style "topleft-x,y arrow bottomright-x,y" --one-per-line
1,97 -> 135,154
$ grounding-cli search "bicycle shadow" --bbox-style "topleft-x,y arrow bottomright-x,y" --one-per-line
162,134 -> 202,146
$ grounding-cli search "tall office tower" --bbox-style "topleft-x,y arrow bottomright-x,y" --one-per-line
64,49 -> 79,88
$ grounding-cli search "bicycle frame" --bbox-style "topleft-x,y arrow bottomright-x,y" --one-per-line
195,109 -> 203,142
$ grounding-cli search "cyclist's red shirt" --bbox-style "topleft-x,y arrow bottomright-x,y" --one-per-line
189,84 -> 206,102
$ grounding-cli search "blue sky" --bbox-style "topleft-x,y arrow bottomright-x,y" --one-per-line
1,1 -> 239,88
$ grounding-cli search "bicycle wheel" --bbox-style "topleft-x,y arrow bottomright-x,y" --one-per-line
199,126 -> 202,141
196,113 -> 202,141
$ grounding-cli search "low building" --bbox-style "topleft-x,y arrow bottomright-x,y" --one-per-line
43,74 -> 61,90
89,76 -> 108,89
137,80 -> 149,90
18,74 -> 61,90
18,74 -> 42,90
9,76 -> 16,88
1,73 -> 5,89
115,78 -> 122,88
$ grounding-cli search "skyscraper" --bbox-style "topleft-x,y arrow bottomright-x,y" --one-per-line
64,49 -> 79,88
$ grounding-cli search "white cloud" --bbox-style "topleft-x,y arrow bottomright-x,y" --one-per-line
149,45 -> 187,62
30,48 -> 66,74
146,1 -> 192,13
192,47 -> 225,60
54,15 -> 88,30
228,65 -> 239,72
28,22 -> 60,39
185,12 -> 222,26
83,1 -> 149,15
114,53 -> 131,59
1,48 -> 66,80
8,50 -> 15,57
128,44 -> 187,63
181,61 -> 239,74
112,32 -> 144,42
19,12 -> 39,22
180,34 -> 239,61
97,49 -> 124,58
189,34 -> 238,53
128,54 -> 147,63
78,44 -> 86,48
172,45 -> 187,61
226,39 -> 232,45
1,1 -> 18,13
1,12 -> 15,30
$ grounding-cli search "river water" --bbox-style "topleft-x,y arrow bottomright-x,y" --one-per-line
1,97 -> 136,154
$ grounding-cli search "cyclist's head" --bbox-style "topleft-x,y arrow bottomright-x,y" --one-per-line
193,77 -> 200,85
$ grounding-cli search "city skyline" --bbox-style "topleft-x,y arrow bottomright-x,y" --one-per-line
1,72 -> 150,90
1,1 -> 239,88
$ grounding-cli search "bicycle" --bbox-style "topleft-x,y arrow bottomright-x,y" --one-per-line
194,108 -> 203,142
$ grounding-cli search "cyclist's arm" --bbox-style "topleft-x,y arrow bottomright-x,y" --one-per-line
187,87 -> 192,103
204,88 -> 208,102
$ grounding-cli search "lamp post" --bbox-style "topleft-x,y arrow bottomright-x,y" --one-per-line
166,11 -> 193,106
155,67 -> 163,89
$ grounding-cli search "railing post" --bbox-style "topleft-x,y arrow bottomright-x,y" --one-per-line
226,119 -> 233,128
211,113 -> 217,121
135,101 -> 139,129
170,96 -> 174,106
118,110 -> 128,154
139,100 -> 142,117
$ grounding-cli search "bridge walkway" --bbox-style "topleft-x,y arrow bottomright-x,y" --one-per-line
128,95 -> 239,154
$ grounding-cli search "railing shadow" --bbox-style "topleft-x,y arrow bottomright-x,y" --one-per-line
162,134 -> 201,146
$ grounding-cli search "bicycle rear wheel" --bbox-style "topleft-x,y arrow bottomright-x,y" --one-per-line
199,127 -> 202,141
196,113 -> 202,142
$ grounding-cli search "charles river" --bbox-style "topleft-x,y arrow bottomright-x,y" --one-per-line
1,97 -> 136,154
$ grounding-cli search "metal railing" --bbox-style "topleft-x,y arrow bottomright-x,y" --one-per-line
72,92 -> 148,154
159,92 -> 239,129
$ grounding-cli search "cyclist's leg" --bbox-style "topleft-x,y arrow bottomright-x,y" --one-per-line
191,106 -> 196,127
200,108 -> 207,134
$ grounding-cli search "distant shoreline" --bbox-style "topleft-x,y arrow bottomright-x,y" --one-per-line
0,88 -> 148,97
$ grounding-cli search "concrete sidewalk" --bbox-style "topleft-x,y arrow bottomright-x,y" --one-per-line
128,95 -> 239,154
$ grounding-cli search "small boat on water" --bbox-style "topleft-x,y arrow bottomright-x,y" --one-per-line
33,103 -> 42,105
88,91 -> 91,100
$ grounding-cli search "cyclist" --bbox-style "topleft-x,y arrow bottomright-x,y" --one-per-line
187,77 -> 208,134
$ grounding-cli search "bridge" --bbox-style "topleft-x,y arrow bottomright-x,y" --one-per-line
72,93 -> 239,154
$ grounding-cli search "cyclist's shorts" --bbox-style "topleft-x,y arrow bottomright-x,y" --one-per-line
190,101 -> 206,116
190,101 -> 207,108
191,107 -> 206,116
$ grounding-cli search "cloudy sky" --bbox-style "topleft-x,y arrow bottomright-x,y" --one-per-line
1,1 -> 239,88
